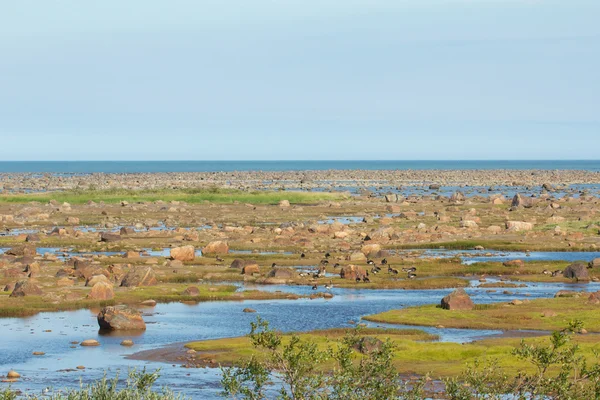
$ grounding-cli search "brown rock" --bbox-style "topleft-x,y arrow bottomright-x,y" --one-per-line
503,260 -> 525,268
563,263 -> 590,281
88,282 -> 114,300
120,267 -> 157,287
182,286 -> 200,296
340,265 -> 366,280
361,243 -> 382,257
100,232 -> 121,242
170,245 -> 195,262
97,305 -> 146,331
352,337 -> 383,354
57,277 -> 75,287
124,250 -> 141,259
202,241 -> 229,255
441,288 -> 474,310
10,280 -> 43,297
80,339 -> 100,347
242,264 -> 260,275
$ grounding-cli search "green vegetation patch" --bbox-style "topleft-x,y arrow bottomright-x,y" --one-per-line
0,188 -> 347,205
364,296 -> 600,332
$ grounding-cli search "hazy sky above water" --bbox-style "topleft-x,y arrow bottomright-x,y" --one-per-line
1,0 -> 598,161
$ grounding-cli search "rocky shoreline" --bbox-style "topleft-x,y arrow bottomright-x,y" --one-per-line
1,169 -> 600,193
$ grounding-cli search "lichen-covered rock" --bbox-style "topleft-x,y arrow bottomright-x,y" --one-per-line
441,288 -> 474,310
97,305 -> 146,331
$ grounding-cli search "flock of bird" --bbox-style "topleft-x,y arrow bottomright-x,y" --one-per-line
219,252 -> 419,291
299,252 -> 418,290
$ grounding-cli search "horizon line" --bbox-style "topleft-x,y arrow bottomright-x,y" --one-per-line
0,159 -> 599,163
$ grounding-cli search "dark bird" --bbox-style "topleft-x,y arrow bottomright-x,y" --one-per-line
402,267 -> 417,273
362,276 -> 370,283
390,268 -> 399,275
216,256 -> 224,262
367,259 -> 375,266
300,253 -> 306,259
320,259 -> 329,265
381,258 -> 388,265
333,263 -> 340,268
325,252 -> 331,259
271,263 -> 278,268
312,284 -> 318,290
325,281 -> 333,290
355,276 -> 361,283
407,273 -> 417,279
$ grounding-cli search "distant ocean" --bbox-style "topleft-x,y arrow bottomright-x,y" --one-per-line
0,160 -> 598,174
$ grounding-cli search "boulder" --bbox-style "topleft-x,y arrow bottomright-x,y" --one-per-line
124,250 -> 141,259
511,194 -> 536,208
97,305 -> 146,331
563,263 -> 590,281
170,245 -> 195,262
5,245 -> 37,257
80,339 -> 100,347
100,232 -> 121,242
182,286 -> 200,296
279,200 -> 291,208
86,274 -> 111,287
506,221 -> 534,231
120,227 -> 136,236
385,194 -> 399,203
503,260 -> 525,268
441,288 -> 474,310
25,234 -> 40,242
352,336 -> 384,354
202,241 -> 229,255
266,267 -> 298,284
365,227 -> 393,241
361,243 -> 382,257
88,282 -> 114,300
242,264 -> 260,275
120,267 -> 157,287
57,277 -> 75,287
349,252 -> 367,262
450,192 -> 465,203
340,265 -> 366,280
460,220 -> 478,228
10,280 -> 43,297
230,259 -> 253,269
589,258 -> 600,269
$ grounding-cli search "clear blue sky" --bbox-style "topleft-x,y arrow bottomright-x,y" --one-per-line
1,0 -> 598,160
